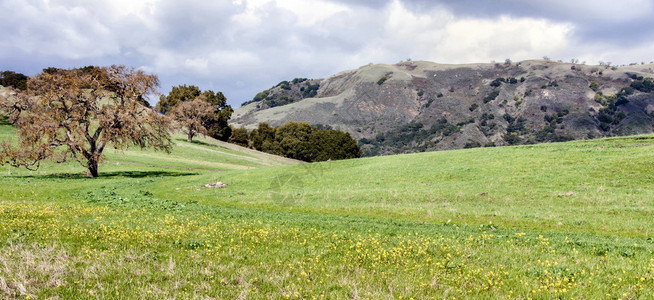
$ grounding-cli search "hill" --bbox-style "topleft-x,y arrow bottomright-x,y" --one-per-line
231,60 -> 654,155
0,116 -> 301,174
1,115 -> 653,298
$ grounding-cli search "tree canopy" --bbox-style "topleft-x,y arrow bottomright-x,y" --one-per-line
170,97 -> 216,142
0,71 -> 28,91
240,122 -> 361,162
0,65 -> 172,177
156,85 -> 233,141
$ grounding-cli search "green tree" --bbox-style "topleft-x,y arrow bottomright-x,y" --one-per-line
309,129 -> 361,161
156,85 -> 233,141
249,123 -> 277,152
275,122 -> 314,161
229,126 -> 249,147
155,84 -> 201,113
0,71 -> 28,91
201,90 -> 233,141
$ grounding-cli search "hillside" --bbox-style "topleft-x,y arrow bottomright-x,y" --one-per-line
1,118 -> 653,298
0,118 -> 301,174
231,60 -> 654,156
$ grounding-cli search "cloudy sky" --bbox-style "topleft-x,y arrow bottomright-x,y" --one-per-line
1,0 -> 654,106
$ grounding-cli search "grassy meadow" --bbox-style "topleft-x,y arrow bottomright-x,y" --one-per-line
0,119 -> 653,299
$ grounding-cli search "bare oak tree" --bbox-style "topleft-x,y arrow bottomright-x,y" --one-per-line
0,65 -> 172,177
170,96 -> 217,142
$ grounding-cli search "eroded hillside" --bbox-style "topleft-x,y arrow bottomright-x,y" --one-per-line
231,60 -> 654,155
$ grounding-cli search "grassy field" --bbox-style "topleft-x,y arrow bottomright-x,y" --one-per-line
0,120 -> 653,299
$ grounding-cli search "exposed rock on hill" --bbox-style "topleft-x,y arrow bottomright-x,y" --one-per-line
231,60 -> 654,156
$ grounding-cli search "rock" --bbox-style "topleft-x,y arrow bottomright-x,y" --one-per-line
558,191 -> 576,197
205,182 -> 227,188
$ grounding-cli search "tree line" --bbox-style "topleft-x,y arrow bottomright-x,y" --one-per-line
0,66 -> 359,177
229,122 -> 361,162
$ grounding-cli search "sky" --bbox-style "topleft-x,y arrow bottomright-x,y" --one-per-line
1,0 -> 654,106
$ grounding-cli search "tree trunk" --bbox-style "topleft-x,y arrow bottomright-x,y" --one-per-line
86,159 -> 99,178
187,131 -> 194,143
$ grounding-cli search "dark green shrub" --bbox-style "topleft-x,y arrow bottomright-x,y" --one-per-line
589,81 -> 599,92
483,90 -> 500,103
490,78 -> 505,87
464,141 -> 482,149
456,118 -> 475,126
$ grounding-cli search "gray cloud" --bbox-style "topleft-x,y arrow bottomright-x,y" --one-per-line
1,0 -> 653,107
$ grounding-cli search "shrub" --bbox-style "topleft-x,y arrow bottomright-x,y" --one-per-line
464,141 -> 482,149
277,81 -> 291,90
490,78 -> 504,87
630,77 -> 654,93
456,118 -> 475,126
483,90 -> 500,103
589,81 -> 599,92
377,76 -> 388,85
504,132 -> 521,145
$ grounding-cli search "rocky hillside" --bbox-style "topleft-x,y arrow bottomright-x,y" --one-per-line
231,60 -> 654,156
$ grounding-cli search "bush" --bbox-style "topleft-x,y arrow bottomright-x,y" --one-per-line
631,77 -> 654,93
229,127 -> 249,147
490,78 -> 505,87
464,141 -> 482,149
377,76 -> 388,85
504,132 -> 521,145
483,90 -> 500,103
303,83 -> 320,98
277,81 -> 291,90
456,118 -> 475,126
589,81 -> 599,92
254,90 -> 270,102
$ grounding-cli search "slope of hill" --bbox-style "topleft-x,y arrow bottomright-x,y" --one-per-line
0,120 -> 300,175
231,60 -> 654,155
1,123 -> 652,298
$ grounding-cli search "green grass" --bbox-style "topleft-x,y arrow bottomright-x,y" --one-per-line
0,122 -> 652,298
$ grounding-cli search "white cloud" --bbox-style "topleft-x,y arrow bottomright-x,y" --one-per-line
437,16 -> 573,63
1,0 -> 653,105
275,0 -> 349,26
342,1 -> 574,65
